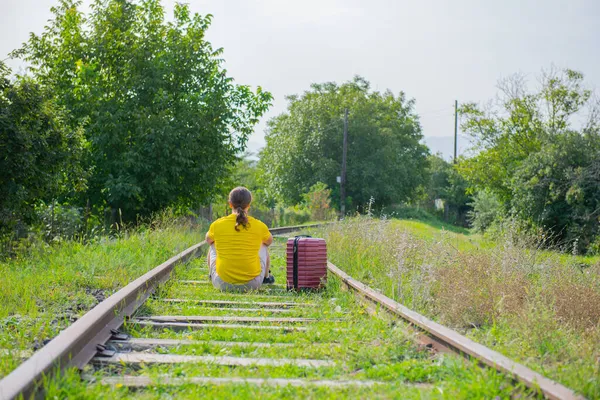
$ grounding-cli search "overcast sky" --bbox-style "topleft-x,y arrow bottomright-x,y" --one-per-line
2,0 -> 599,158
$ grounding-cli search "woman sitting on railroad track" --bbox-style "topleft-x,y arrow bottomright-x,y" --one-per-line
205,186 -> 275,292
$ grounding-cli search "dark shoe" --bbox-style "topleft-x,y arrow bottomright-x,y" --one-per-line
263,274 -> 275,285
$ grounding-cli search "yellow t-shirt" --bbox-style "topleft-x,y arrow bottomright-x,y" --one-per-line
207,214 -> 271,284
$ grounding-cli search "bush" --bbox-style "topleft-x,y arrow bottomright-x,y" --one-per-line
422,154 -> 471,226
245,205 -> 311,228
302,182 -> 335,221
589,236 -> 600,256
468,190 -> 502,232
0,62 -> 87,238
247,206 -> 278,228
34,202 -> 83,241
458,69 -> 600,253
279,207 -> 311,226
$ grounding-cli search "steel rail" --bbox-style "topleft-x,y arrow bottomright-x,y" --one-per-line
0,224 -> 319,400
327,261 -> 583,400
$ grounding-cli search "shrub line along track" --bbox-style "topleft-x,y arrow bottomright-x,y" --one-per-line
0,224 -> 582,400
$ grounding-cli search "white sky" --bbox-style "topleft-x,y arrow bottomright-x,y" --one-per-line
2,0 -> 599,157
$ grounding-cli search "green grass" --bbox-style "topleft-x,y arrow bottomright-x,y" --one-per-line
0,217 -> 204,379
318,217 -> 600,399
1,220 -> 548,398
38,236 -> 530,399
391,219 -> 479,251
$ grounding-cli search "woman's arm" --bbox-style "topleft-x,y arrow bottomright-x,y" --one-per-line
205,231 -> 214,245
263,233 -> 273,246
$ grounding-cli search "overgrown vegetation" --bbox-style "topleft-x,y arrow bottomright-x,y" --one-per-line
33,236 -> 532,398
459,68 -> 600,253
320,218 -> 600,398
419,154 -> 471,226
0,61 -> 87,243
0,213 -> 204,377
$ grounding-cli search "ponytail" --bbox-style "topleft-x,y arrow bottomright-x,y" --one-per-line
235,206 -> 249,231
229,187 -> 252,232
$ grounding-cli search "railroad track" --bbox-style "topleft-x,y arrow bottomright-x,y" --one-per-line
0,224 -> 583,399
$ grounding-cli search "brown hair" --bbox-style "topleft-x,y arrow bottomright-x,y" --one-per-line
229,186 -> 252,231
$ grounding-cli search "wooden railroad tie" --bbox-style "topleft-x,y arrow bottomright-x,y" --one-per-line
131,320 -> 309,332
160,299 -> 316,308
134,316 -> 338,324
87,376 -> 384,388
168,293 -> 303,301
147,306 -> 299,314
177,280 -> 287,290
92,352 -> 335,368
107,338 -> 295,350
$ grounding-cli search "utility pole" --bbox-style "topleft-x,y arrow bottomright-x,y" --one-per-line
454,100 -> 458,163
340,108 -> 348,218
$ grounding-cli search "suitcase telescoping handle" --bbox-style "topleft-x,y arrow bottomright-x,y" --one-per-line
292,235 -> 312,290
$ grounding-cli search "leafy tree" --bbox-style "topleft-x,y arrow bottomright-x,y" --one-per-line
259,77 -> 428,210
14,0 -> 272,221
458,69 -> 596,202
510,131 -> 600,251
467,190 -> 502,232
202,153 -> 278,224
458,68 -> 600,251
424,154 -> 470,225
230,154 -> 277,212
0,61 -> 88,234
302,182 -> 333,221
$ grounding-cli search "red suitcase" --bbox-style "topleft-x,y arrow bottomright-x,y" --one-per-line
286,236 -> 327,290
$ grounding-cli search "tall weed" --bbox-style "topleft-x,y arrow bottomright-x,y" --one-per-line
320,217 -> 600,397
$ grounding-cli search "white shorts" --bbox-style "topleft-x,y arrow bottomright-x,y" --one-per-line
209,244 -> 269,292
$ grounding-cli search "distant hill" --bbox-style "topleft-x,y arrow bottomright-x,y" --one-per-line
422,135 -> 471,161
